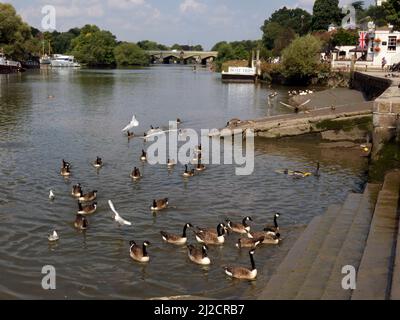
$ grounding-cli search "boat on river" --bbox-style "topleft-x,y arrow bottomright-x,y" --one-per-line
0,51 -> 24,74
221,66 -> 256,83
51,54 -> 81,68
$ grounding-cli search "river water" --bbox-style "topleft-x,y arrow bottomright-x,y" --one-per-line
0,66 -> 368,299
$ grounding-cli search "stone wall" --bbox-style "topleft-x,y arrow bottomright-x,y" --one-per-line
351,72 -> 392,101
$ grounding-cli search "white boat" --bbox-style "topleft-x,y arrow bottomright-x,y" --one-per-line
0,51 -> 23,73
40,54 -> 51,65
221,66 -> 256,82
51,54 -> 81,68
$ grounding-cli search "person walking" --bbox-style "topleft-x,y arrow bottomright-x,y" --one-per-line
382,57 -> 387,70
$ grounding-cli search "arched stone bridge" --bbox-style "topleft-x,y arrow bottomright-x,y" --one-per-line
147,50 -> 218,64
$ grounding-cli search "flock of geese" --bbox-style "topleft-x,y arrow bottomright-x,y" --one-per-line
47,117 -> 286,281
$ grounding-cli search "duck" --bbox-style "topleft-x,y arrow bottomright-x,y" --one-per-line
130,167 -> 142,180
140,150 -> 147,162
161,223 -> 194,245
150,198 -> 169,212
187,244 -> 211,265
129,240 -> 151,263
78,202 -> 97,215
92,156 -> 103,168
74,214 -> 88,230
60,165 -> 71,177
264,213 -> 280,235
195,223 -> 226,245
236,237 -> 264,249
224,249 -> 257,280
48,230 -> 59,242
247,230 -> 280,245
226,216 -> 252,234
71,183 -> 82,197
78,190 -> 97,203
183,165 -> 195,177
167,159 -> 176,168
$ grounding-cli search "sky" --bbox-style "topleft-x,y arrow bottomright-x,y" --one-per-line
6,0 -> 374,50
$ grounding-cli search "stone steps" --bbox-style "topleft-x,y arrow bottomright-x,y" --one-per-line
260,204 -> 341,300
321,184 -> 381,300
352,171 -> 400,300
295,193 -> 364,300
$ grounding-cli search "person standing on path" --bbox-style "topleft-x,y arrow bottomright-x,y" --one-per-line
382,57 -> 387,70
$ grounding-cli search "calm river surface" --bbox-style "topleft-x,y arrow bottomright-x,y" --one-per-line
0,66 -> 368,299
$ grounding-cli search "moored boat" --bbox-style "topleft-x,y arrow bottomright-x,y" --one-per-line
0,51 -> 24,74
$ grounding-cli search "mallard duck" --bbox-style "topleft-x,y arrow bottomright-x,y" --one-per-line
187,244 -> 210,265
161,223 -> 193,245
129,240 -> 151,263
151,198 -> 169,212
224,249 -> 257,280
195,223 -> 226,245
226,216 -> 252,234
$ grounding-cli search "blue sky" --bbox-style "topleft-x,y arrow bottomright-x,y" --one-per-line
7,0 -> 374,49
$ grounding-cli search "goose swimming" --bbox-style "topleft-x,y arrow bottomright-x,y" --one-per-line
129,240 -> 151,263
161,223 -> 193,245
226,216 -> 252,234
187,244 -> 210,265
151,198 -> 169,212
195,223 -> 226,245
224,249 -> 257,280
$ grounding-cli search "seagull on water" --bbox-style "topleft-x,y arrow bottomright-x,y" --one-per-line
122,114 -> 139,132
48,230 -> 59,242
49,190 -> 55,200
108,200 -> 132,226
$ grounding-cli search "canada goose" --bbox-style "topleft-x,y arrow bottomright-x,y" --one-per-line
183,165 -> 195,177
74,214 -> 88,230
195,144 -> 202,153
187,244 -> 210,265
226,216 -> 252,234
127,130 -> 134,139
167,159 -> 176,168
151,198 -> 169,211
264,213 -> 280,235
130,167 -> 142,180
236,237 -> 264,249
314,162 -> 320,177
48,230 -> 59,242
71,183 -> 82,197
78,190 -> 97,203
224,249 -> 257,280
161,223 -> 194,245
62,159 -> 71,168
176,118 -> 182,125
140,150 -> 147,162
60,165 -> 71,177
195,223 -> 226,245
49,190 -> 55,200
196,162 -> 206,172
129,240 -> 150,263
93,156 -> 103,168
196,223 -> 228,236
78,202 -> 97,215
247,230 -> 280,244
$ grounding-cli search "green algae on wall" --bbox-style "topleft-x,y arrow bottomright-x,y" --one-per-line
315,116 -> 372,133
369,140 -> 400,183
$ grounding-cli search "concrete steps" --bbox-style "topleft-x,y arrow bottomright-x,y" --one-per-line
295,193 -> 364,299
321,184 -> 381,300
259,183 -> 383,300
352,171 -> 400,300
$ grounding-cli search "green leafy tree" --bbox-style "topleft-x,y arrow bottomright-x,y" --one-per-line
192,44 -> 203,51
0,3 -> 35,60
312,0 -> 342,31
332,28 -> 358,46
211,41 -> 228,52
171,43 -> 182,50
137,40 -> 169,51
273,28 -> 296,56
114,42 -> 149,66
70,25 -> 117,66
383,0 -> 400,31
261,22 -> 285,50
281,35 -> 322,81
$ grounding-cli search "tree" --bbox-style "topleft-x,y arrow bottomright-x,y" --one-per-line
273,28 -> 296,56
211,41 -> 228,52
332,28 -> 358,46
0,3 -> 35,60
70,25 -> 117,66
261,22 -> 285,50
171,43 -> 182,50
384,0 -> 400,31
281,35 -> 322,81
114,42 -> 149,66
312,0 -> 342,31
192,44 -> 203,51
137,40 -> 168,51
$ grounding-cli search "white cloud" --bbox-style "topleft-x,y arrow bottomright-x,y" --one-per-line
179,0 -> 207,14
107,0 -> 146,9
